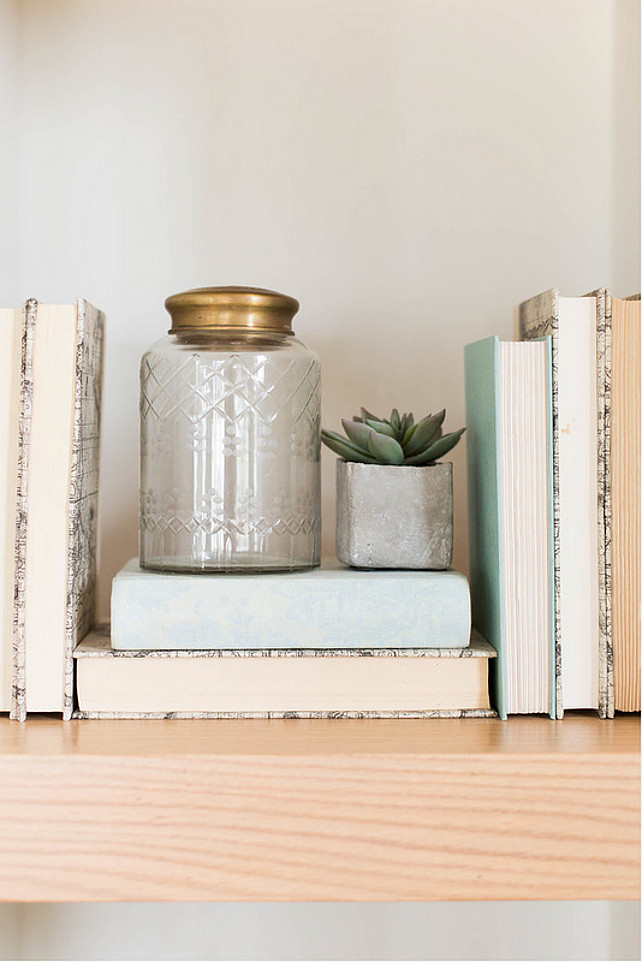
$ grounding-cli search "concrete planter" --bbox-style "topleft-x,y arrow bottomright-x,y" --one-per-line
336,460 -> 453,570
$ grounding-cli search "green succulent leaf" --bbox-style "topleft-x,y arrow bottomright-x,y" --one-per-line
403,409 -> 446,457
321,430 -> 378,463
342,419 -> 375,450
326,406 -> 463,467
402,422 -> 416,447
367,432 -> 405,465
403,428 -> 465,465
361,407 -> 380,424
401,414 -> 417,446
365,418 -> 396,438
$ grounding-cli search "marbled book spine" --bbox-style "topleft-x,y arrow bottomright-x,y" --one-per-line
10,300 -> 38,721
589,288 -> 614,718
63,299 -> 104,720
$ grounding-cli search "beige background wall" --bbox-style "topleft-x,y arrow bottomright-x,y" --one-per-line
11,0 -> 640,617
0,0 -> 640,959
0,0 -> 18,306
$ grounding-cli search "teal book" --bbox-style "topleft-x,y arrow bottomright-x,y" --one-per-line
111,560 -> 472,651
465,336 -> 555,720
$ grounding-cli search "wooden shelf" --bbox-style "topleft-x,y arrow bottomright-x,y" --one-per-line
0,714 -> 638,902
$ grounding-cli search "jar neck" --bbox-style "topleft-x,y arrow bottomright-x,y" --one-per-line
170,329 -> 295,349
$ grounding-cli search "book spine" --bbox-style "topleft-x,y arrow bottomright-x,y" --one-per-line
10,299 -> 38,722
544,336 -> 556,719
612,295 -> 641,711
63,299 -> 104,720
73,709 -> 498,720
464,337 -> 507,719
519,292 -> 562,719
594,289 -> 614,718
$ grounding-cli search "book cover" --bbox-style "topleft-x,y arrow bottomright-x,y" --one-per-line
465,336 -> 554,719
10,299 -> 37,721
587,288 -> 613,719
73,625 -> 497,719
518,292 -> 563,718
64,298 -> 104,719
11,298 -> 104,721
464,336 -> 506,719
0,307 -> 22,713
611,294 -> 641,711
520,289 -> 613,718
111,560 -> 472,652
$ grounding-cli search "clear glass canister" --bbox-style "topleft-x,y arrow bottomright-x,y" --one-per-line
139,287 -> 321,572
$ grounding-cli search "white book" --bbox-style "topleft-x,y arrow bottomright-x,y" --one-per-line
0,307 -> 22,712
555,297 -> 600,709
11,299 -> 104,720
520,291 -> 603,715
498,341 -> 553,714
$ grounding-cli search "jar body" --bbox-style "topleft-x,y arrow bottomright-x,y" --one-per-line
140,332 -> 321,571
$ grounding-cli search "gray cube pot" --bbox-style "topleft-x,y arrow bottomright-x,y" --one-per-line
336,460 -> 453,570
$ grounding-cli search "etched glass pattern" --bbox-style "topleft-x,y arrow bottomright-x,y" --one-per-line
140,334 -> 321,571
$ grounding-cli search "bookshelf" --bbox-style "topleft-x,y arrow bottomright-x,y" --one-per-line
0,713 -> 638,902
1,10 -> 639,952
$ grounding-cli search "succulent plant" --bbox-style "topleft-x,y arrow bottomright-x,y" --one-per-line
321,407 -> 464,466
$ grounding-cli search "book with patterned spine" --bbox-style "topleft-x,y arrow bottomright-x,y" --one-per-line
74,625 -> 497,718
519,289 -> 612,718
0,305 -> 25,714
589,288 -> 613,718
11,298 -> 104,721
10,299 -> 37,721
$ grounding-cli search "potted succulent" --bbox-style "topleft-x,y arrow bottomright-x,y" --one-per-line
322,408 -> 464,570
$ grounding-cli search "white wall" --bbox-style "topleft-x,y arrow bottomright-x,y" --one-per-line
2,1 -> 640,959
14,0 -> 640,617
612,0 -> 641,293
0,0 -> 19,306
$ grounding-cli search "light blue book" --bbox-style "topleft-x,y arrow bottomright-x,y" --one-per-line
110,560 -> 472,651
465,336 -> 555,720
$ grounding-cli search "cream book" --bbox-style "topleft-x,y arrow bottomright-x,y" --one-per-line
11,299 -> 104,720
519,291 -> 606,716
611,295 -> 641,711
74,627 -> 496,718
0,307 -> 22,712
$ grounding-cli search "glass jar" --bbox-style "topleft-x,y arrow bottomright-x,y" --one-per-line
139,287 -> 321,572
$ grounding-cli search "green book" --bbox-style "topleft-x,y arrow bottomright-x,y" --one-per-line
465,336 -> 555,720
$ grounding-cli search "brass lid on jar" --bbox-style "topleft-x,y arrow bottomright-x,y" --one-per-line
165,286 -> 299,335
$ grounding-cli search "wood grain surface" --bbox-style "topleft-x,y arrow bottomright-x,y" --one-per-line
0,714 -> 638,902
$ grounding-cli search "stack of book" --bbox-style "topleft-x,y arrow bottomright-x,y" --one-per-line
465,289 -> 640,719
0,299 -> 104,721
74,563 -> 496,718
